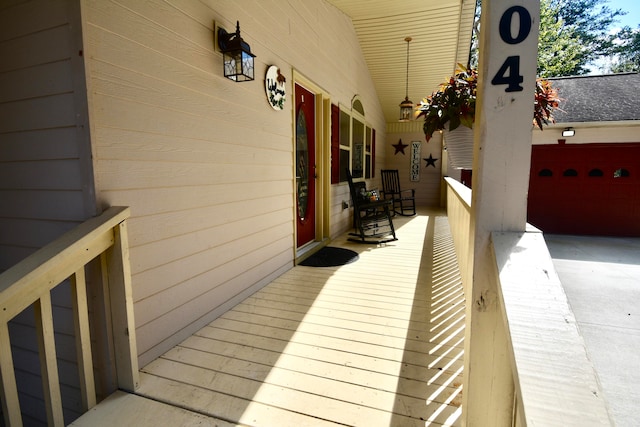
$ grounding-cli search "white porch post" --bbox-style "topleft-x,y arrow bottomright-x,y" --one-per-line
462,0 -> 540,425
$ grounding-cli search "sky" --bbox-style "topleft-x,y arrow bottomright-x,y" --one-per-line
608,0 -> 640,28
586,0 -> 640,73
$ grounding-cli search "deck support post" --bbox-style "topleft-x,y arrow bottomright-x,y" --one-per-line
462,0 -> 540,425
104,220 -> 139,392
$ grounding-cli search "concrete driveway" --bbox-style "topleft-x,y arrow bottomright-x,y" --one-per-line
545,234 -> 640,427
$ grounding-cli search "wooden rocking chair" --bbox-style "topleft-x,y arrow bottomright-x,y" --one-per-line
380,169 -> 416,216
346,170 -> 397,243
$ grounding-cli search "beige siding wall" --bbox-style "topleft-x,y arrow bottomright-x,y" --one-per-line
385,121 -> 443,207
330,180 -> 354,239
0,1 -> 96,424
0,0 -> 94,269
81,0 -> 386,365
532,123 -> 640,145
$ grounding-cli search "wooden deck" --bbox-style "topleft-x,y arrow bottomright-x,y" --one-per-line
72,210 -> 465,427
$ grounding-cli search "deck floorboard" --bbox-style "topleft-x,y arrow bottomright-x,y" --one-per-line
74,210 -> 465,426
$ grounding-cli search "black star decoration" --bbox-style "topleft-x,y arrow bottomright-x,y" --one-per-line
392,139 -> 408,155
424,154 -> 438,168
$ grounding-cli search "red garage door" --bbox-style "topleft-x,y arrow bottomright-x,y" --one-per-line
528,143 -> 640,236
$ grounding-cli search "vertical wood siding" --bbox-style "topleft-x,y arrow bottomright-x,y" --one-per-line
81,0 -> 386,366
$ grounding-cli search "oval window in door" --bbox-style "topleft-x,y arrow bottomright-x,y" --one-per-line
296,108 -> 309,220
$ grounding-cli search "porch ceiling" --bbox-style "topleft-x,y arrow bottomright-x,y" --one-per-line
327,0 -> 477,123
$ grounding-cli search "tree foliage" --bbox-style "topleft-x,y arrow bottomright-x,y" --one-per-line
611,26 -> 640,72
541,0 -> 626,76
537,0 -> 584,77
470,0 -> 633,77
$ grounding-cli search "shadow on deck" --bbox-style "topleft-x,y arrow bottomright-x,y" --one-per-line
72,209 -> 464,427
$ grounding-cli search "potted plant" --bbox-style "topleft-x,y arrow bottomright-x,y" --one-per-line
418,64 -> 560,140
532,77 -> 560,129
417,64 -> 560,168
418,65 -> 478,143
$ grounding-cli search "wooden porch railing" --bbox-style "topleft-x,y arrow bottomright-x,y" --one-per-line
444,177 -> 472,295
0,207 -> 138,427
444,179 -> 611,425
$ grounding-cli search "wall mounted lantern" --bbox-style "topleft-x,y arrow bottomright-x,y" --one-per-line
399,37 -> 413,122
562,127 -> 575,137
217,21 -> 255,82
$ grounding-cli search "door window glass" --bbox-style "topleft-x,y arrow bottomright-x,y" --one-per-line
296,109 -> 309,219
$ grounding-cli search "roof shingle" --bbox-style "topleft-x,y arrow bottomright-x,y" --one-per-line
548,73 -> 640,123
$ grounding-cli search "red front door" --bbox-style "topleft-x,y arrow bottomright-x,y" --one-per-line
295,83 -> 316,248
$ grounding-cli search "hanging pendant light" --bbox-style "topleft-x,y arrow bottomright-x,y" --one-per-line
399,37 -> 413,122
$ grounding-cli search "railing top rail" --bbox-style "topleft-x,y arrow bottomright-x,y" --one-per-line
0,206 -> 130,322
492,231 -> 612,426
444,177 -> 472,208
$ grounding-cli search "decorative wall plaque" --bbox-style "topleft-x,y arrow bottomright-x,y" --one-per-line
410,141 -> 421,181
265,65 -> 286,110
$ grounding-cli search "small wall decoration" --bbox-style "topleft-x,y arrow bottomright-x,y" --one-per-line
265,65 -> 286,110
393,139 -> 408,155
410,141 -> 421,181
424,153 -> 438,168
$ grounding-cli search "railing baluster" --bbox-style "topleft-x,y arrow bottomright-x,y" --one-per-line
0,207 -> 133,423
70,268 -> 97,411
0,321 -> 22,427
34,293 -> 64,426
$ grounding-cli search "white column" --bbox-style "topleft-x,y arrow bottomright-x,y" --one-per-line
462,0 -> 540,425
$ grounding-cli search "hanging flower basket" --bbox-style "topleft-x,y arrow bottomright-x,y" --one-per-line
443,125 -> 474,170
417,64 -> 560,143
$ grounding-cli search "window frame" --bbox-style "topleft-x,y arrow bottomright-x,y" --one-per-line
337,98 -> 374,183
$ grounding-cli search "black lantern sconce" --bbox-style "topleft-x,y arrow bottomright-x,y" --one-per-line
217,21 -> 255,82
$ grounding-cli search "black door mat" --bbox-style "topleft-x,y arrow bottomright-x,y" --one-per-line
299,247 -> 359,267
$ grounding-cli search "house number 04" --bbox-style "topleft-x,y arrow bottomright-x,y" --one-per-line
490,5 -> 532,93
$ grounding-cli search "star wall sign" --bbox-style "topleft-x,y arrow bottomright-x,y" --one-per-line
424,154 -> 438,168
392,139 -> 408,155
